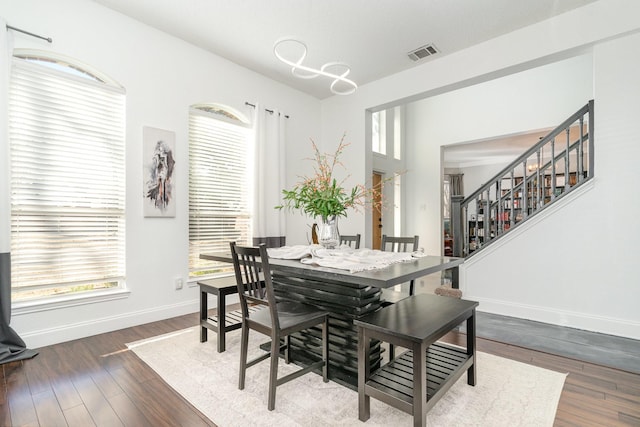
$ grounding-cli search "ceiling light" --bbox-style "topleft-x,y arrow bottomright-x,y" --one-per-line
273,38 -> 357,96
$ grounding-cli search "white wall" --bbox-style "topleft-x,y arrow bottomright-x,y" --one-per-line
405,53 -> 594,253
6,0 -> 640,346
320,0 -> 640,339
4,0 -> 321,348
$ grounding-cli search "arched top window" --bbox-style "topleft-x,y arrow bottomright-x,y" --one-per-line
9,50 -> 126,302
191,103 -> 250,127
188,103 -> 253,277
13,49 -> 123,89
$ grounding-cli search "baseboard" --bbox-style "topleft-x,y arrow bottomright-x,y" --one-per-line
471,295 -> 640,340
20,299 -> 200,349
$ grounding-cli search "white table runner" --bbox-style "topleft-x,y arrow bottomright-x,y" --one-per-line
267,245 -> 420,273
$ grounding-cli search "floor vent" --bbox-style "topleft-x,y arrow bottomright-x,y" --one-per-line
408,44 -> 439,62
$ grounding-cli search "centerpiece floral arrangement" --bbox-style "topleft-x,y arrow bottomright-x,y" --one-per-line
276,133 -> 390,248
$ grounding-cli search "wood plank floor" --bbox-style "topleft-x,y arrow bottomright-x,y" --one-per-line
1,310 -> 639,427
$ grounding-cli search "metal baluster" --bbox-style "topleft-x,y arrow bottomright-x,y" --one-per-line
578,115 -> 584,181
452,195 -> 464,257
473,197 -> 478,249
510,171 -> 515,228
550,138 -> 556,206
496,180 -> 502,236
535,148 -> 544,210
463,204 -> 469,256
565,127 -> 571,192
483,190 -> 490,243
522,161 -> 528,219
476,197 -> 483,249
588,100 -> 595,178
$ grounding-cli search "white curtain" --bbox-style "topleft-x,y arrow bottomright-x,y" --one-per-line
0,19 -> 11,256
252,104 -> 286,247
0,19 -> 36,362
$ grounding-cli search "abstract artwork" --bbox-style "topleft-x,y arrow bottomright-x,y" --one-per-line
143,126 -> 176,217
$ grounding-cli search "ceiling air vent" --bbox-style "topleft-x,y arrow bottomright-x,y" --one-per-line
408,44 -> 439,62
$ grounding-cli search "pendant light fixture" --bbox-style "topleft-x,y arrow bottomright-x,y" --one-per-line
273,38 -> 357,96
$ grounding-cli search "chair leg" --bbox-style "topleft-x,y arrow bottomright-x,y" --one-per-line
199,289 -> 208,343
409,279 -> 415,296
238,324 -> 249,390
284,335 -> 291,364
268,335 -> 280,411
322,318 -> 329,382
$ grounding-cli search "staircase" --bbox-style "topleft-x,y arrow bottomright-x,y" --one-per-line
451,100 -> 594,257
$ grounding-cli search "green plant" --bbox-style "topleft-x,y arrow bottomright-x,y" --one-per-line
276,134 -> 386,220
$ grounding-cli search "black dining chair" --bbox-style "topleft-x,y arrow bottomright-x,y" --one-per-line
380,234 -> 420,362
340,234 -> 361,249
230,242 -> 329,411
381,234 -> 419,295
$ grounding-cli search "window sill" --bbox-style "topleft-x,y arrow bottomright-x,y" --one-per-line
12,288 -> 131,316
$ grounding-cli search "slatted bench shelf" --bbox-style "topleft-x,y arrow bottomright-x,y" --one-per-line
364,343 -> 473,415
204,306 -> 261,330
355,293 -> 478,427
198,275 -> 241,352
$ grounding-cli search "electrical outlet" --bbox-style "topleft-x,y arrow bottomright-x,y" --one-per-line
175,277 -> 183,290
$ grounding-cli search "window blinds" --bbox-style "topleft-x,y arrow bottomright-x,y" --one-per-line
188,108 -> 252,276
9,59 -> 126,299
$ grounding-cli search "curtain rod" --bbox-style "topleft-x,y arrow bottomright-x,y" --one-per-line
245,102 -> 289,119
6,25 -> 53,43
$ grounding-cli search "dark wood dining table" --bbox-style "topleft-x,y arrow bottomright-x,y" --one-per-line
200,250 -> 464,389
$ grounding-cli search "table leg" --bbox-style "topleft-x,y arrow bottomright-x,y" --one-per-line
217,291 -> 226,353
358,326 -> 370,421
413,342 -> 427,427
467,308 -> 477,386
200,289 -> 208,343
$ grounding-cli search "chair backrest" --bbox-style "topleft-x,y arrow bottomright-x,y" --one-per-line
230,242 -> 279,330
252,236 -> 286,248
381,235 -> 419,253
340,234 -> 361,249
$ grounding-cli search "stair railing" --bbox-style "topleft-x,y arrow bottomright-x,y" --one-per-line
452,100 -> 594,257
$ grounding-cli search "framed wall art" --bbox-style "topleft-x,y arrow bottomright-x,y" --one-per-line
143,126 -> 176,217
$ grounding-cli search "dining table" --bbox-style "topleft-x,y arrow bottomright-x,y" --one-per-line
200,247 -> 464,390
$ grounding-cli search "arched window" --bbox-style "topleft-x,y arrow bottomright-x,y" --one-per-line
188,104 -> 253,277
9,51 -> 126,302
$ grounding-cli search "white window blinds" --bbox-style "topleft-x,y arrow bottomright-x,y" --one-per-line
189,107 -> 253,276
9,58 -> 126,300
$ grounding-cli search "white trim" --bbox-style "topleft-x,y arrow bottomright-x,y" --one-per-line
18,299 -> 200,349
12,288 -> 131,315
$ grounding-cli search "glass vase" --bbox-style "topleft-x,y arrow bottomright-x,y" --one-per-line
318,216 -> 340,249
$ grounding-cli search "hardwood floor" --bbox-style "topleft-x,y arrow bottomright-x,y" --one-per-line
2,311 -> 639,426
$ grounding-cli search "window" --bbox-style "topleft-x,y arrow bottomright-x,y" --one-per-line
393,106 -> 402,160
9,53 -> 126,302
372,110 -> 386,155
188,104 -> 253,277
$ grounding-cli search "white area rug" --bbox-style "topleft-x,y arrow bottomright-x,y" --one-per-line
128,327 -> 566,427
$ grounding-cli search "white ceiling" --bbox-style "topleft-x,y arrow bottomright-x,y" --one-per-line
442,128 -> 554,169
92,0 -> 597,100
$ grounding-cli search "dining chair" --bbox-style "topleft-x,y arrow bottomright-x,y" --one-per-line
230,242 -> 329,411
381,234 -> 419,295
340,234 -> 361,249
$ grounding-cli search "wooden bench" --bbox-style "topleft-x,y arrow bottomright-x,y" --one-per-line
198,276 -> 241,352
355,293 -> 478,427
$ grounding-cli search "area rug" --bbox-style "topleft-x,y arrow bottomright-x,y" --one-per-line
128,328 -> 566,427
